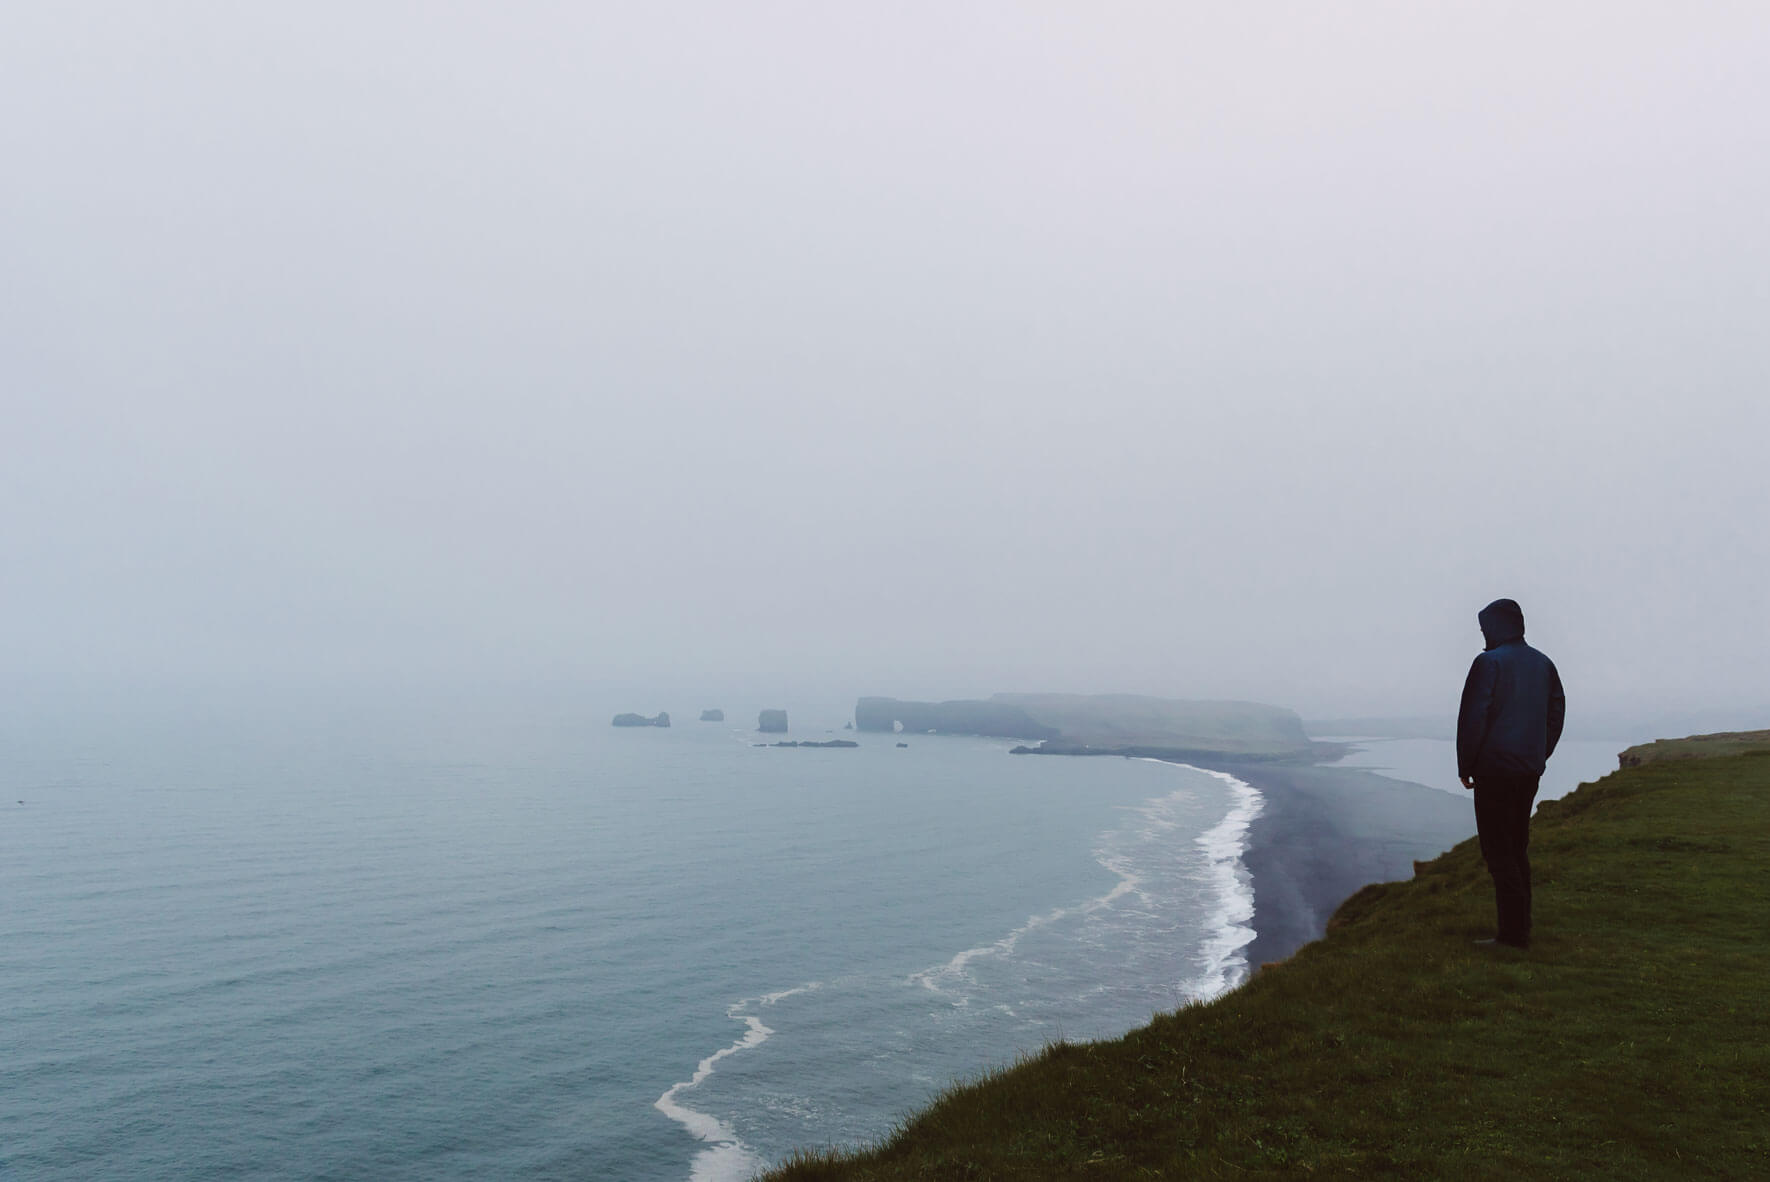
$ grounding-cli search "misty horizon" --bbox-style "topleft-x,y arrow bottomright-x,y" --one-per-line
6,5 -> 1767,725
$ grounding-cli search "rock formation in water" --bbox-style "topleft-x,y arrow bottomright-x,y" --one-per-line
769,739 -> 858,748
612,712 -> 671,728
757,709 -> 788,733
699,709 -> 724,722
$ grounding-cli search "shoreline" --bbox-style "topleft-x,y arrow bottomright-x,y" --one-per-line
762,742 -> 1770,1178
1176,758 -> 1476,968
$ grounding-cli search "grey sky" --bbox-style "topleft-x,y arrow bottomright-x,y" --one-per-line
5,3 -> 1767,722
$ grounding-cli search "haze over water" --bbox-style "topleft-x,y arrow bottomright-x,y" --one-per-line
3,692 -> 1260,1180
5,6 -> 1767,1178
5,5 -> 1767,726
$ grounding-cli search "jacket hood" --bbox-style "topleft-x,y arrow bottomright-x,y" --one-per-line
1478,598 -> 1526,649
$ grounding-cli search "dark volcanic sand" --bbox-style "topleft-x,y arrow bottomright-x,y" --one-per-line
1205,762 -> 1477,967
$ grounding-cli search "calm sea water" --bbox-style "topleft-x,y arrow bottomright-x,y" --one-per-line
1,691 -> 1257,1181
1321,736 -> 1631,804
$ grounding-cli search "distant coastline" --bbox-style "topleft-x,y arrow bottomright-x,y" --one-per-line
855,693 -> 1319,758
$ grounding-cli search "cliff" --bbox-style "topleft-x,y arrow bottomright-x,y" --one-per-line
766,744 -> 1770,1179
854,697 -> 1057,741
1617,727 -> 1770,766
855,693 -> 1314,758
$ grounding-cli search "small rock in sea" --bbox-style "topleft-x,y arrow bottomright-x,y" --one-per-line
757,709 -> 788,733
896,742 -> 909,748
699,709 -> 724,722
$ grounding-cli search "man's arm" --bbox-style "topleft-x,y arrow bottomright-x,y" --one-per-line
1457,653 -> 1495,788
1545,658 -> 1566,761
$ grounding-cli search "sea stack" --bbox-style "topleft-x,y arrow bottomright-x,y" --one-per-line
757,709 -> 788,733
612,712 -> 671,728
699,709 -> 724,722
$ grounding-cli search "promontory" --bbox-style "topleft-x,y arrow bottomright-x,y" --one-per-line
854,693 -> 1320,760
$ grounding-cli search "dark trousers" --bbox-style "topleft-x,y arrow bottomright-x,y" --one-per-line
1473,773 -> 1540,946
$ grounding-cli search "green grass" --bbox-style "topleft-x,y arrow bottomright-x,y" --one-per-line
763,751 -> 1770,1180
1619,729 -> 1770,767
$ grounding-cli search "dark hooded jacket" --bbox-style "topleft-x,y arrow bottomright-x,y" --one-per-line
1457,599 -> 1566,780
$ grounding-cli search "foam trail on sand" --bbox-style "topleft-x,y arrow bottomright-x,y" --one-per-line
1162,764 -> 1264,999
656,983 -> 821,1181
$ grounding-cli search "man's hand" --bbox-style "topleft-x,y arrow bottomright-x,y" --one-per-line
1460,775 -> 1475,791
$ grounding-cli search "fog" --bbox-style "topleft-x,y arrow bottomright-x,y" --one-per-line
5,3 -> 1766,727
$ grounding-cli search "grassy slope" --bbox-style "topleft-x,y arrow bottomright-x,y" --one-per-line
1620,729 -> 1770,767
766,752 -> 1770,1180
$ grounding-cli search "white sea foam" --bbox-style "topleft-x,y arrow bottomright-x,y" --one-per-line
910,764 -> 1264,1009
907,783 -> 1198,1004
906,860 -> 1142,1001
655,983 -> 822,1181
1158,764 -> 1264,999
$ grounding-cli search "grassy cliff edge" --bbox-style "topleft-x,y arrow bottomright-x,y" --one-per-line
765,747 -> 1770,1179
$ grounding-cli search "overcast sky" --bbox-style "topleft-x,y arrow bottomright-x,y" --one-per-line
4,3 -> 1766,721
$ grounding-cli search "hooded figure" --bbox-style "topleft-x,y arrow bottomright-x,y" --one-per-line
1456,598 -> 1565,949
1458,599 -> 1565,781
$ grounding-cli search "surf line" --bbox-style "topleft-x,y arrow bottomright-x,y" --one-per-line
1147,762 -> 1264,1000
907,787 -> 1169,1004
907,857 -> 1145,1003
911,763 -> 1264,1007
654,983 -> 821,1182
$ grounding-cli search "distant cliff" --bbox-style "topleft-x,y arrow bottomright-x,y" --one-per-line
854,693 -> 1314,758
612,712 -> 670,728
855,697 -> 1058,740
1617,728 -> 1770,767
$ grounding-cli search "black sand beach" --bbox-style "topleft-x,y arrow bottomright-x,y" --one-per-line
1201,761 -> 1476,967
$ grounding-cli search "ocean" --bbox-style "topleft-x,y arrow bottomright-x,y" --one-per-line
1322,735 -> 1630,806
1,691 -> 1261,1181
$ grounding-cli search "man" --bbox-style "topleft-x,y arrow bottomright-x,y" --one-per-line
1457,598 -> 1566,949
